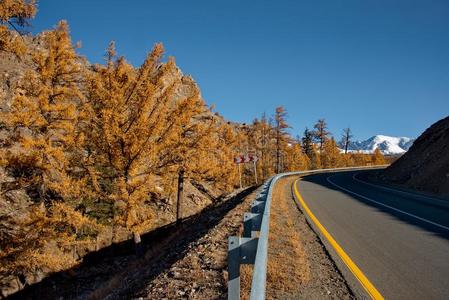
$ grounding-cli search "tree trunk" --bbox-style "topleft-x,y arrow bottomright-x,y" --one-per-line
72,228 -> 78,260
276,130 -> 280,173
176,169 -> 184,224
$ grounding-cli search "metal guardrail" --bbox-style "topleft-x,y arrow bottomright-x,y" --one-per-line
227,166 -> 387,300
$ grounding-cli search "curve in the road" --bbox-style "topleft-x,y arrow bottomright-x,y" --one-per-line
293,179 -> 384,300
294,170 -> 449,300
326,174 -> 449,231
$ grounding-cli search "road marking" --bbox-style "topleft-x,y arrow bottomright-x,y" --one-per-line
293,179 -> 384,300
352,172 -> 449,207
327,174 -> 449,231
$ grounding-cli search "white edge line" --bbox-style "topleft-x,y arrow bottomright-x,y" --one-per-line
326,175 -> 449,231
352,173 -> 449,206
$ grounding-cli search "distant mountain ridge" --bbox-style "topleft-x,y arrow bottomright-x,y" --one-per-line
340,135 -> 415,155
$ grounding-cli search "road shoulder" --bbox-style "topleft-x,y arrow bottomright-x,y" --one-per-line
265,176 -> 354,299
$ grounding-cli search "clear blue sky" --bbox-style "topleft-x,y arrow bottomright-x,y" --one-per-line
31,0 -> 449,140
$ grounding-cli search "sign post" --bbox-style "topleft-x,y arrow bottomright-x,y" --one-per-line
238,164 -> 242,189
234,153 -> 258,187
235,155 -> 244,189
253,160 -> 258,184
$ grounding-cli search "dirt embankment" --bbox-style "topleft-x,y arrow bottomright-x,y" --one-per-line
382,116 -> 449,196
7,186 -> 256,300
121,188 -> 257,300
8,176 -> 357,300
0,170 -> 230,298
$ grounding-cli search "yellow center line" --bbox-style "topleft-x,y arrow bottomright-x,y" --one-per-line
293,178 -> 384,300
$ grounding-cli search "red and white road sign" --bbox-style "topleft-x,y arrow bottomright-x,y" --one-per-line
247,154 -> 258,162
234,154 -> 258,164
234,155 -> 244,164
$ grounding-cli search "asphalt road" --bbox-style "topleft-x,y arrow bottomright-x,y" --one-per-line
296,170 -> 449,300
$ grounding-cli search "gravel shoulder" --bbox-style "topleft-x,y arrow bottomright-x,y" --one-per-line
265,176 -> 355,299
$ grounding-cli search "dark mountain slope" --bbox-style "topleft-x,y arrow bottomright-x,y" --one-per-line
382,116 -> 449,196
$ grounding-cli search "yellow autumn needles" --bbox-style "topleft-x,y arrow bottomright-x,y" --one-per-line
0,0 -> 36,56
0,1 -> 388,289
82,42 -> 217,241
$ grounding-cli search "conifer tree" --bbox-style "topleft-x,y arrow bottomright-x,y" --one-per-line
265,115 -> 277,176
83,42 -> 210,246
313,118 -> 330,151
341,127 -> 353,154
301,127 -> 314,159
285,138 -> 309,171
206,122 -> 239,190
0,202 -> 100,286
321,138 -> 342,168
259,113 -> 271,179
341,151 -> 354,167
372,148 -> 386,165
1,20 -> 87,202
309,144 -> 322,169
274,106 -> 289,173
350,152 -> 371,166
0,0 -> 36,55
247,114 -> 274,181
0,21 -> 101,283
176,109 -> 234,191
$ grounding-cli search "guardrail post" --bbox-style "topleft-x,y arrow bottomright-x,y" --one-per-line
228,236 -> 259,300
240,237 -> 259,264
251,200 -> 265,214
243,212 -> 262,238
228,236 -> 241,300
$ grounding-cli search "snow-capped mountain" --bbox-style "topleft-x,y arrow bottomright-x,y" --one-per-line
340,135 -> 415,155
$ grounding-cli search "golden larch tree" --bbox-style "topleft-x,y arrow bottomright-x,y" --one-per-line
285,138 -> 309,171
0,0 -> 36,56
83,42 -> 214,246
313,118 -> 330,152
0,20 -> 100,286
274,106 -> 289,173
321,138 -> 343,168
309,143 -> 322,169
372,148 -> 387,165
0,202 -> 100,288
1,20 -> 87,202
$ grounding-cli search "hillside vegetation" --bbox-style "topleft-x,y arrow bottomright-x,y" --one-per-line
0,1 -> 386,297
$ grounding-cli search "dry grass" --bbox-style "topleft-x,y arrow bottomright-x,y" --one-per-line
239,177 -> 354,300
266,177 -> 311,299
240,264 -> 253,300
240,177 -> 311,299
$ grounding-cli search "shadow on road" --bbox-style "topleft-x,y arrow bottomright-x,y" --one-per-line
300,171 -> 449,241
7,186 -> 256,300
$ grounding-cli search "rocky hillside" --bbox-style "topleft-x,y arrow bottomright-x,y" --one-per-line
382,116 -> 449,196
0,30 -> 235,297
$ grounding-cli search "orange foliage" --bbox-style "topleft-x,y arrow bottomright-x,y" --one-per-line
0,4 -> 388,288
0,0 -> 36,56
